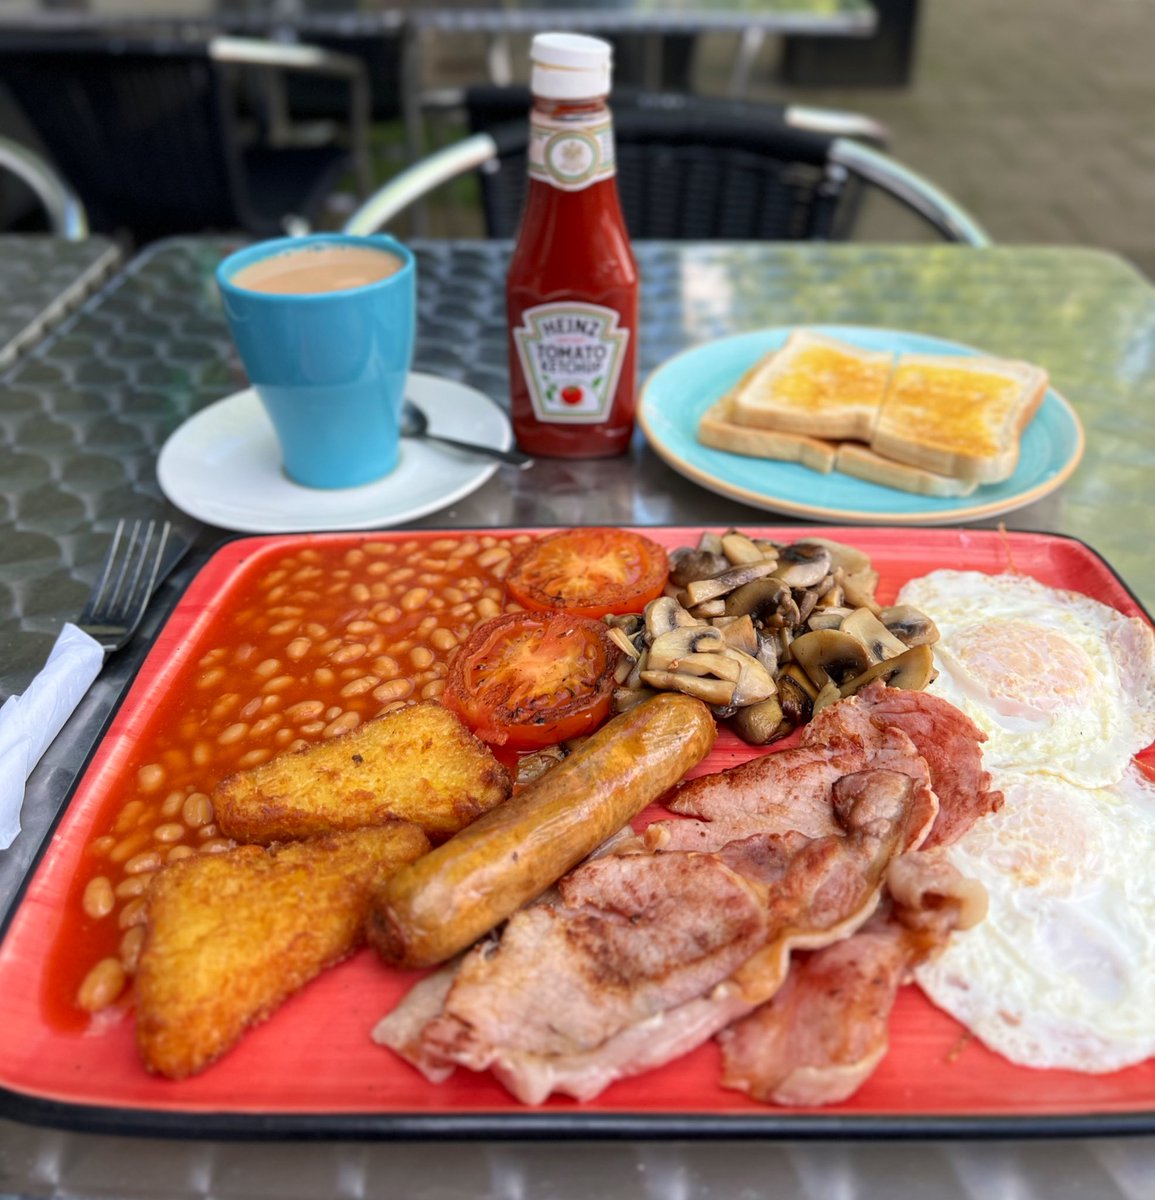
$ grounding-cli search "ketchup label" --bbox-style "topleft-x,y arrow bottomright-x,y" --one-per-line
528,113 -> 616,192
512,302 -> 630,424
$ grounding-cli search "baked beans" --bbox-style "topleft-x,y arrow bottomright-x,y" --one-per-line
119,926 -> 146,974
77,958 -> 126,1012
82,876 -> 114,920
61,532 -> 530,1017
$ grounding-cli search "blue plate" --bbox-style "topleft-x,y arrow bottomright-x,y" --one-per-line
638,325 -> 1085,525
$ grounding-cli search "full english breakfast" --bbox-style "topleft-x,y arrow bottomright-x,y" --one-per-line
28,525 -> 1155,1112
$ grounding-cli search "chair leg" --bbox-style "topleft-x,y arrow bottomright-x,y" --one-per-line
400,23 -> 430,235
401,22 -> 425,163
486,35 -> 514,87
640,34 -> 664,92
349,73 -> 372,199
729,27 -> 766,99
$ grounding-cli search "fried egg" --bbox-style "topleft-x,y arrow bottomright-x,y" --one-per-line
914,766 -> 1155,1071
896,568 -> 1155,1071
896,570 -> 1155,789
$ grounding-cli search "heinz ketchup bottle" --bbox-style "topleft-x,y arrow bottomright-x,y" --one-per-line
506,33 -> 639,458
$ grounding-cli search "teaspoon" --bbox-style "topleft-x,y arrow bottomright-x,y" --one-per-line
400,400 -> 533,468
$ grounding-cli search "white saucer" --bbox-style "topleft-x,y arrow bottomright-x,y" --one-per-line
157,373 -> 512,533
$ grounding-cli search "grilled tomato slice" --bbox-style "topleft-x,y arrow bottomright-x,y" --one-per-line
505,527 -> 669,619
443,611 -> 619,749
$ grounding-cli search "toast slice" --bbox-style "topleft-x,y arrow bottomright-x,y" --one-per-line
834,443 -> 980,497
870,354 -> 1049,484
696,400 -> 973,496
729,331 -> 893,441
698,398 -> 837,473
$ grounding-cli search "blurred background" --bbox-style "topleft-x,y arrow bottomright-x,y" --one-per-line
414,0 -> 1155,273
1,0 -> 1153,278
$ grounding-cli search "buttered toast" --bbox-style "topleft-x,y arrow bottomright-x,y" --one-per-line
698,399 -> 978,496
705,332 -> 1050,494
871,354 -> 1048,483
729,330 -> 892,441
833,442 -> 979,497
698,398 -> 837,473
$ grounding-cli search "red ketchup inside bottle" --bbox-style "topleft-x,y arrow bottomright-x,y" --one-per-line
506,34 -> 639,458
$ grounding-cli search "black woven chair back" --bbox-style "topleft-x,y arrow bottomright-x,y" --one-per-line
0,33 -> 353,242
463,87 -> 852,241
0,38 -> 244,240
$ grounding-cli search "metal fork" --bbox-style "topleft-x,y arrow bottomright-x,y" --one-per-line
78,519 -> 174,654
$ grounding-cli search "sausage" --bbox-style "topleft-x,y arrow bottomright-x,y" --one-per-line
367,693 -> 716,968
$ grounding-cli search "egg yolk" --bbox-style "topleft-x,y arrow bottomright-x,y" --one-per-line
945,619 -> 1096,718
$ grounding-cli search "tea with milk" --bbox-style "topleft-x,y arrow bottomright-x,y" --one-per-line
231,243 -> 404,295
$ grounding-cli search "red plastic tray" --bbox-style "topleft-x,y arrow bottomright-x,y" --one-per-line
1,526 -> 1153,1139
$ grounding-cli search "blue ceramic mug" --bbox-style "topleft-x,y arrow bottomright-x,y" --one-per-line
216,233 -> 416,489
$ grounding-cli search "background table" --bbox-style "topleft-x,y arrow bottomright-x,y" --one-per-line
398,0 -> 875,158
0,0 -> 878,179
2,236 -> 1155,1198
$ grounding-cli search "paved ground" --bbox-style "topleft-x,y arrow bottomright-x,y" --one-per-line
423,0 -> 1155,280
733,0 -> 1155,278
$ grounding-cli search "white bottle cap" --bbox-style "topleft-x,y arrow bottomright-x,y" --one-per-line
530,32 -> 612,100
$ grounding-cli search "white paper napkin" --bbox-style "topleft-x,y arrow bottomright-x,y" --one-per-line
0,623 -> 104,849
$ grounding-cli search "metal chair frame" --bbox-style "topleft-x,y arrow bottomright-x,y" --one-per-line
208,36 -> 373,200
345,118 -> 990,247
0,135 -> 88,240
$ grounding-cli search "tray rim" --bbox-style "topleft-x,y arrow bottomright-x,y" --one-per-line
1,523 -> 1152,1142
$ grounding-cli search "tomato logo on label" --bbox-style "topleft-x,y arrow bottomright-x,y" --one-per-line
560,385 -> 584,405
